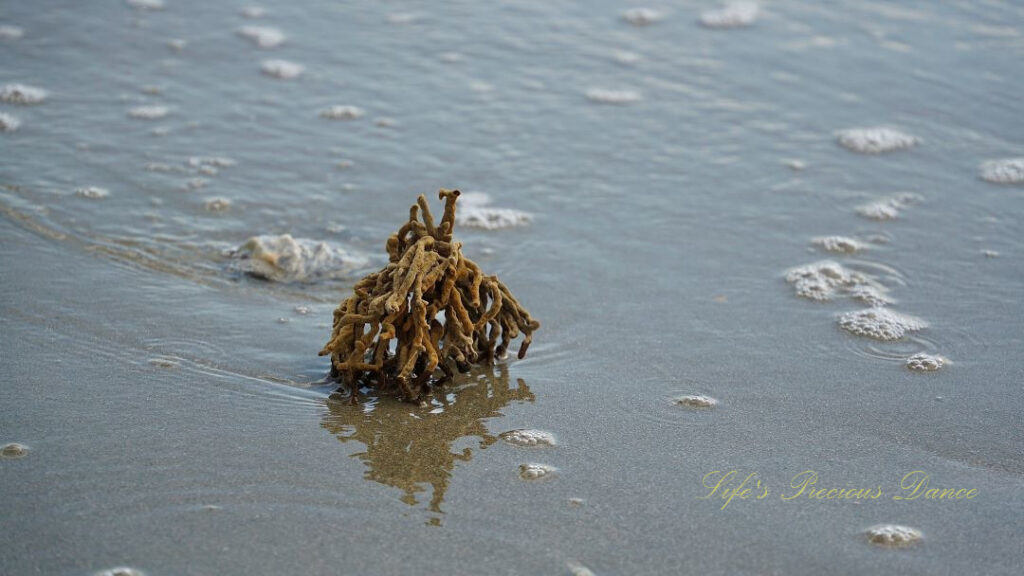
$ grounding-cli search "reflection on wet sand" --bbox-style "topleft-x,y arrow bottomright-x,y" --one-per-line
321,363 -> 533,523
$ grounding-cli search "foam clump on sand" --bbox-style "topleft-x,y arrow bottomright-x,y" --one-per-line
455,192 -> 532,230
238,26 -> 285,48
699,2 -> 760,28
838,308 -> 926,340
622,8 -> 662,26
0,112 -> 20,132
0,83 -> 48,105
519,463 -> 556,480
979,158 -> 1024,184
231,234 -> 368,282
0,25 -> 24,40
128,105 -> 169,120
784,260 -> 888,303
319,105 -> 364,120
585,88 -> 641,105
837,127 -> 918,154
261,59 -> 303,79
812,235 -> 864,253
500,429 -> 556,447
865,524 -> 923,547
906,352 -> 946,372
76,186 -> 110,199
1,442 -> 30,458
856,193 -> 922,220
673,394 -> 718,409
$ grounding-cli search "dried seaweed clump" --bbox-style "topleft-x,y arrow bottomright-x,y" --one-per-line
320,190 -> 539,402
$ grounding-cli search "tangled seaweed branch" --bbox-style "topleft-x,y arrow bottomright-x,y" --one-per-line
319,190 -> 540,403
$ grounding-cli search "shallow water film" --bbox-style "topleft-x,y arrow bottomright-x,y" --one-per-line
2,1 -> 1023,575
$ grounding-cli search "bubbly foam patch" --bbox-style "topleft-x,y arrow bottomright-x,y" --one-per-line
585,88 -> 641,105
455,192 -> 532,230
865,524 -> 923,548
623,8 -> 662,26
838,308 -> 926,340
1,442 -> 30,458
76,186 -> 110,199
906,353 -> 945,372
128,105 -> 169,120
856,193 -> 922,220
500,429 -> 556,447
812,236 -> 864,253
979,158 -> 1024,184
238,26 -> 285,48
700,2 -> 760,28
673,394 -> 718,409
319,105 -> 364,120
0,83 -> 48,105
784,260 -> 888,303
0,25 -> 24,40
261,59 -> 303,79
519,463 -> 556,480
0,112 -> 20,132
231,234 -> 368,282
837,127 -> 918,154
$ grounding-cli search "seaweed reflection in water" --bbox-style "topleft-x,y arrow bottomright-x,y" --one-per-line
321,363 -> 533,524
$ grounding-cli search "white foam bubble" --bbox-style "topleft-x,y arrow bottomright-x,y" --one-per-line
700,2 -> 760,29
838,308 -> 926,341
319,105 -> 364,120
500,429 -> 556,447
567,562 -> 596,576
241,6 -> 266,19
456,192 -> 532,230
203,197 -> 231,212
95,568 -> 146,576
979,158 -> 1024,184
673,394 -> 718,409
585,88 -> 641,105
0,83 -> 48,105
812,236 -> 864,253
261,59 -> 304,79
126,0 -> 163,10
75,186 -> 110,199
1,442 -> 30,458
623,8 -> 662,26
784,260 -> 887,303
855,193 -> 922,221
906,353 -> 946,372
519,463 -> 556,480
865,524 -> 923,548
836,127 -> 918,154
0,112 -> 20,132
231,234 -> 368,282
0,25 -> 24,40
187,156 -> 236,170
238,26 -> 285,48
128,105 -> 169,120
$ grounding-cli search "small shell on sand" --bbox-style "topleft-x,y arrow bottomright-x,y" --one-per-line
865,524 -> 923,548
1,442 -> 30,458
260,59 -> 304,79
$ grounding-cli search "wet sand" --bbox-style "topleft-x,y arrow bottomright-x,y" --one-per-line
2,1 -> 1024,575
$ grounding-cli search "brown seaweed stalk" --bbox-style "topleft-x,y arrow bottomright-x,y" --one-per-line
319,189 -> 540,403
